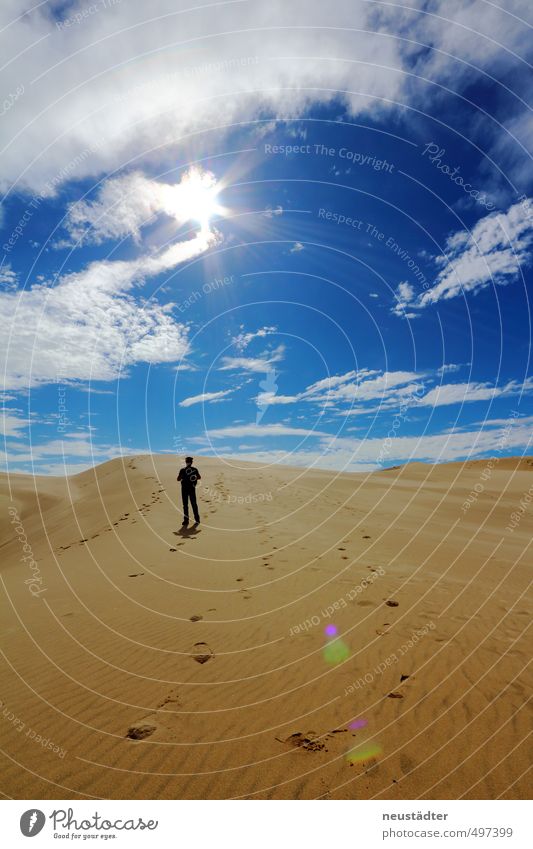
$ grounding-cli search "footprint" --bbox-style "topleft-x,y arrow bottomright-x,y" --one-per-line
157,690 -> 180,709
400,754 -> 416,774
189,614 -> 203,622
385,600 -> 399,607
191,642 -> 213,664
387,692 -> 404,699
363,535 -> 371,539
279,731 -> 326,752
169,548 -> 177,552
125,724 -> 156,740
128,573 -> 144,577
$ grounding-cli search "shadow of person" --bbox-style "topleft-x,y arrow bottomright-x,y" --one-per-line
176,524 -> 201,539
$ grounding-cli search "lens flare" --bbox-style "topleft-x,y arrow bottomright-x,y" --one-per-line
173,167 -> 223,233
324,624 -> 337,637
349,718 -> 368,730
322,637 -> 350,665
345,742 -> 382,764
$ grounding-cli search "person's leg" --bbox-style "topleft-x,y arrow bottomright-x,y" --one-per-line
181,487 -> 189,524
189,487 -> 200,523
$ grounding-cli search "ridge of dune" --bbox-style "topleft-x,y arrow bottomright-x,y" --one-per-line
0,454 -> 531,800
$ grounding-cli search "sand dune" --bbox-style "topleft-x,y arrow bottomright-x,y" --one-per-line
0,454 -> 531,799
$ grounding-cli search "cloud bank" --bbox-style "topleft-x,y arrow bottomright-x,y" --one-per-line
1,0 -> 530,195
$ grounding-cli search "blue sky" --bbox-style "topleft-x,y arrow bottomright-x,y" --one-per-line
1,0 -> 532,474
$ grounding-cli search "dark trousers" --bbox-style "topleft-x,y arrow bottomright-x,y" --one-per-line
181,485 -> 199,523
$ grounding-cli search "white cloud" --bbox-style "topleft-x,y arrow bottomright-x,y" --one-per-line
303,370 -> 360,395
471,414 -> 533,429
64,168 -> 219,245
489,110 -> 533,193
256,391 -> 299,407
253,369 -> 426,413
333,372 -> 423,403
420,199 -> 533,306
280,369 -> 423,407
0,409 -> 29,438
219,345 -> 285,373
207,423 -> 329,438
179,389 -> 232,408
231,325 -> 277,352
0,263 -> 18,290
389,200 -> 533,314
437,363 -> 464,375
263,206 -> 284,218
1,433 -> 146,474
251,366 -> 533,419
2,1 -> 529,196
316,423 -> 533,465
417,377 -> 533,408
0,228 -> 217,389
391,281 -> 417,317
219,415 -> 533,469
0,1 -> 405,195
290,242 -> 304,253
74,385 -> 116,395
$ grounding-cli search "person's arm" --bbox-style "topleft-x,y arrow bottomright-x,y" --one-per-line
177,469 -> 183,481
196,470 -> 201,480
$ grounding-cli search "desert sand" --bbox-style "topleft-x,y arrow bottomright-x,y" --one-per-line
0,454 -> 531,800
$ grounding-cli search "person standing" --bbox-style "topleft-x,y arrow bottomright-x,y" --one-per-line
177,456 -> 201,526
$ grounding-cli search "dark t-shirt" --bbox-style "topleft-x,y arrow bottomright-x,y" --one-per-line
178,466 -> 200,488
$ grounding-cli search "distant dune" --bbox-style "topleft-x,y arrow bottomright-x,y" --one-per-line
0,454 -> 531,799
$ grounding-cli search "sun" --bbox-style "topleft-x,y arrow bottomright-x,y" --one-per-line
179,167 -> 223,233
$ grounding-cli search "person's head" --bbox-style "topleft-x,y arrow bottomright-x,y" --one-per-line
185,456 -> 193,466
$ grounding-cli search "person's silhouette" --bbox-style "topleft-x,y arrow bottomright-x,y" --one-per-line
177,456 -> 201,526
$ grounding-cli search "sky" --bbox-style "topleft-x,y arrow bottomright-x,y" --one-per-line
1,0 -> 532,475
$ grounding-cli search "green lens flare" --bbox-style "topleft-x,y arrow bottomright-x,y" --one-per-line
322,638 -> 350,665
345,743 -> 382,764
